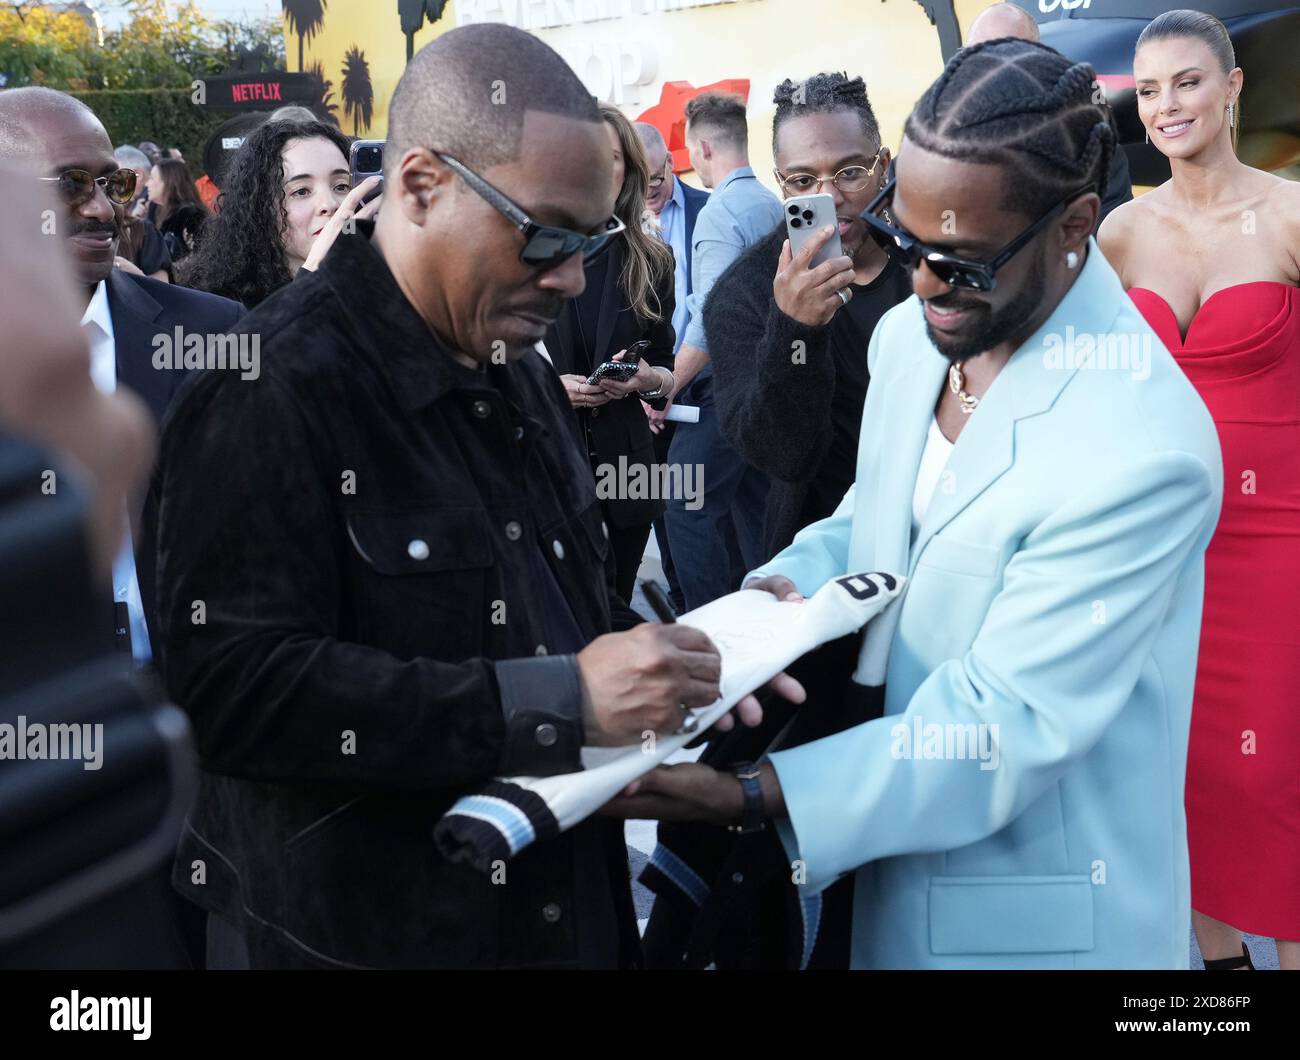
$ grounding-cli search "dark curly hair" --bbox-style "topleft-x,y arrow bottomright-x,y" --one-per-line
179,117 -> 352,308
772,72 -> 881,155
903,37 -> 1115,219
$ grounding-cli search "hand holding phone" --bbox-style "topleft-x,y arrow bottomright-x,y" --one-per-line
784,193 -> 842,268
775,194 -> 856,328
586,339 -> 652,386
349,139 -> 385,206
586,361 -> 641,386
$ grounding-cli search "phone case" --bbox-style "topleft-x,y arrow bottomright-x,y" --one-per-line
784,192 -> 843,268
587,362 -> 640,385
349,139 -> 386,205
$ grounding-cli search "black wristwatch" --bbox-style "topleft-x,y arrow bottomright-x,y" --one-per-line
728,761 -> 766,834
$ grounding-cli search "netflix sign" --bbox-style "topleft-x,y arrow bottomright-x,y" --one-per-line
199,73 -> 320,112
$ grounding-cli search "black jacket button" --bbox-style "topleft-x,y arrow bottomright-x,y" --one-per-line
534,723 -> 558,747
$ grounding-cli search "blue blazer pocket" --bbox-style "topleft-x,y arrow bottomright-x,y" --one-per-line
915,537 -> 1000,578
929,875 -> 1094,955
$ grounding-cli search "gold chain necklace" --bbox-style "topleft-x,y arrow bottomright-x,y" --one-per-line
948,362 -> 979,415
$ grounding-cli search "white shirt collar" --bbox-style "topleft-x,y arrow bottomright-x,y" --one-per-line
81,278 -> 112,335
81,279 -> 118,394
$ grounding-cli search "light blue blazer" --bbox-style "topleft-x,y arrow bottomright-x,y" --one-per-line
750,239 -> 1223,968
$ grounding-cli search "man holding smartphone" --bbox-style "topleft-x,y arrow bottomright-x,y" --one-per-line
707,73 -> 910,558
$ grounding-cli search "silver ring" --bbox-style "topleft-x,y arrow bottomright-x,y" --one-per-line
675,705 -> 699,736
836,288 -> 850,306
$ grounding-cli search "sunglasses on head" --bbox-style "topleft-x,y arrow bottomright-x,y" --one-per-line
435,152 -> 626,268
860,162 -> 1085,292
39,168 -> 138,208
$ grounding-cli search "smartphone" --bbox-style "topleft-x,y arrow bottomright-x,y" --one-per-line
784,192 -> 843,268
586,361 -> 641,386
586,339 -> 651,385
349,139 -> 385,205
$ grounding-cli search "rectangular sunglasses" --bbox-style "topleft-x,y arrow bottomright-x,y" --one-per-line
436,152 -> 625,268
860,161 -> 1082,292
39,168 -> 138,208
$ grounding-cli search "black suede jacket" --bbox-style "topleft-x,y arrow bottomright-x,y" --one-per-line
155,223 -> 641,968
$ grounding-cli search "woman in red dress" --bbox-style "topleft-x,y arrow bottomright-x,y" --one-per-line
1100,9 -> 1300,970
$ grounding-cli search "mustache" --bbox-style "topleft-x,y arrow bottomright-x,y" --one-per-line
925,296 -> 985,312
510,299 -> 564,322
69,219 -> 119,239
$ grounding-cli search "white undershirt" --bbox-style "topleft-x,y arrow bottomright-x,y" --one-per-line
855,416 -> 956,686
911,417 -> 955,531
81,280 -> 151,664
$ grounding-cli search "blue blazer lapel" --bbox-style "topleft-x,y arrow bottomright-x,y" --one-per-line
876,350 -> 947,581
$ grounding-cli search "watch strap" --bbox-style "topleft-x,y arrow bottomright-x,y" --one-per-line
729,761 -> 766,834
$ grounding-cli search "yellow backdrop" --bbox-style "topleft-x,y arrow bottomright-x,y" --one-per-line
283,0 -> 1009,192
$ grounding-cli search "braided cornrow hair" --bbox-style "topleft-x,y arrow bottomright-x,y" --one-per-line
772,72 -> 882,155
903,37 -> 1115,219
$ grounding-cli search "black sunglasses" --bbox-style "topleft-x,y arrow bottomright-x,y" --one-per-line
39,168 -> 138,208
435,152 -> 626,268
861,163 -> 1085,291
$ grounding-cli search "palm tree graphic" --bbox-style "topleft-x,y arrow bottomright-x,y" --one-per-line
307,61 -> 340,128
398,0 -> 448,64
282,0 -> 328,73
341,47 -> 374,136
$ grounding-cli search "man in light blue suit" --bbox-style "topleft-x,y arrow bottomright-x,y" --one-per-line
608,39 -> 1223,968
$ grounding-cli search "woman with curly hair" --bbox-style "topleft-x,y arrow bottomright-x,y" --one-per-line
180,116 -> 380,308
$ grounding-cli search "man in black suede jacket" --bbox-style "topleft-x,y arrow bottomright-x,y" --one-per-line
153,25 -> 742,970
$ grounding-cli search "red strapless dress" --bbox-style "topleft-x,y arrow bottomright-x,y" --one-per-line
1130,281 -> 1300,938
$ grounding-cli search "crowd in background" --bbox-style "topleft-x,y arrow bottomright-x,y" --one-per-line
0,5 -> 1296,972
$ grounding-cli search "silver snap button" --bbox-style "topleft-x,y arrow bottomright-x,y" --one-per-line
472,400 -> 491,419
731,872 -> 744,885
541,902 -> 562,924
505,521 -> 523,541
407,539 -> 429,560
513,425 -> 524,441
534,723 -> 558,747
552,539 -> 565,560
535,644 -> 548,656
591,408 -> 600,418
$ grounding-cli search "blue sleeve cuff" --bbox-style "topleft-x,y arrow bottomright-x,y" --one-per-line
494,654 -> 585,776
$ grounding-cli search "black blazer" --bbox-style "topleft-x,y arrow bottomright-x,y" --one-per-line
107,270 -> 244,646
544,240 -> 675,529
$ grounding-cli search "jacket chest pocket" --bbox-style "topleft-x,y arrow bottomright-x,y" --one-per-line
345,507 -> 493,660
899,536 -> 1002,667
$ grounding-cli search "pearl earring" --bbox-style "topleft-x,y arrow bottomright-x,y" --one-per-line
1066,251 -> 1079,270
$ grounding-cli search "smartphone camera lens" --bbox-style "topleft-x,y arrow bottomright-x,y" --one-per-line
790,217 -> 802,228
788,204 -> 799,215
802,209 -> 815,221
